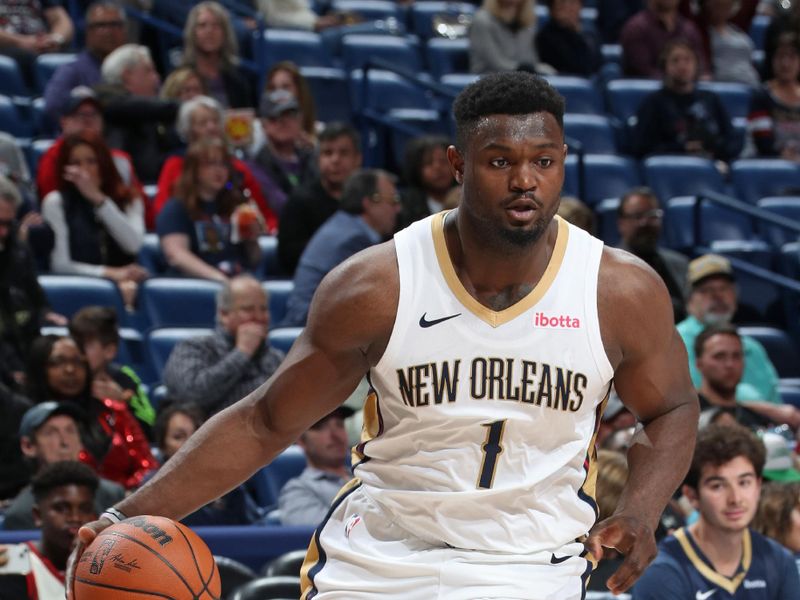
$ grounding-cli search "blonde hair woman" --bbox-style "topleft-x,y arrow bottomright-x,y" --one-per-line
181,1 -> 253,108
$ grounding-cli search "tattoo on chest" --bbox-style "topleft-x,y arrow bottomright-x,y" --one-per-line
483,284 -> 535,311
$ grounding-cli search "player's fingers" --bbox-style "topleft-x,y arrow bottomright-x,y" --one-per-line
605,538 -> 657,594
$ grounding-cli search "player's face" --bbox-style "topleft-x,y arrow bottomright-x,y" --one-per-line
47,338 -> 88,398
220,279 -> 270,332
450,112 -> 566,249
689,456 -> 761,534
300,415 -> 349,470
34,484 -> 97,555
696,333 -> 744,395
688,276 -> 737,325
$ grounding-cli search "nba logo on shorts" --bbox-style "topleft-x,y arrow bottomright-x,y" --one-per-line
344,514 -> 362,538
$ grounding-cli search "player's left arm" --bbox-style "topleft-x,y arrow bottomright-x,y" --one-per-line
586,248 -> 699,595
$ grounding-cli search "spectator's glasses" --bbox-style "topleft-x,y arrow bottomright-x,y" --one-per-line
371,193 -> 401,205
619,209 -> 664,223
87,20 -> 125,30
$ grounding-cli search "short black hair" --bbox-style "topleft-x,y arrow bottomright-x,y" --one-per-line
618,186 -> 660,217
318,122 -> 361,154
32,460 -> 99,503
69,305 -> 120,348
338,169 -> 394,215
452,72 -> 565,150
684,423 -> 765,490
694,323 -> 740,359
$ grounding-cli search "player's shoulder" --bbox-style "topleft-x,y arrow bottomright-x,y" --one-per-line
599,246 -> 667,295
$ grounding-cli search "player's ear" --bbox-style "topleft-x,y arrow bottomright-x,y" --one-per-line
447,145 -> 464,185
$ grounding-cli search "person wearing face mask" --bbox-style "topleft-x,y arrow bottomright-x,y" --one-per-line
616,187 -> 688,322
677,254 -> 781,404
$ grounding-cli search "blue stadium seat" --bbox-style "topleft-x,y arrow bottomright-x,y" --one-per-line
439,72 -> 479,94
604,79 -> 661,124
0,95 -> 32,138
696,81 -> 752,120
332,0 -> 402,22
137,233 -> 167,276
543,75 -> 603,114
263,280 -> 294,325
38,275 -> 127,319
29,138 -> 55,173
349,69 -> 433,113
247,445 -> 306,509
140,278 -> 222,328
341,34 -> 422,72
146,327 -> 213,382
563,114 -> 616,154
663,197 -> 756,251
261,30 -> 331,70
595,197 -> 621,246
32,97 -> 58,138
600,44 -> 622,66
0,55 -> 30,97
257,234 -> 283,279
425,37 -> 469,78
299,66 -> 351,123
34,53 -> 77,95
757,197 -> 800,248
643,156 -> 725,203
711,240 -> 783,325
749,14 -> 771,50
780,242 -> 800,279
409,2 -> 476,39
563,154 -> 580,198
737,326 -> 800,378
268,326 -> 303,354
731,159 -> 800,205
229,576 -> 301,600
581,154 -> 641,207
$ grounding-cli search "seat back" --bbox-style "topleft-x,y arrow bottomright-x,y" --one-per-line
263,280 -> 294,325
563,114 -> 616,154
215,555 -> 257,600
342,34 -> 422,72
299,66 -> 351,123
263,549 -> 308,577
229,576 -> 302,600
731,159 -> 800,205
0,95 -> 32,138
267,326 -> 303,354
643,156 -> 725,203
262,30 -> 330,70
757,197 -> 800,248
581,154 -> 641,207
425,37 -> 469,78
331,0 -> 402,22
35,53 -> 77,95
0,55 -> 30,97
544,75 -> 603,114
664,197 -> 756,251
595,197 -> 621,246
696,81 -> 752,120
247,445 -> 307,509
38,275 -> 127,319
141,278 -> 222,328
737,326 -> 800,379
604,79 -> 661,123
349,69 -> 432,113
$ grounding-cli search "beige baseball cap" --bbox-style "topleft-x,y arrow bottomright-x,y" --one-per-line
687,254 -> 735,288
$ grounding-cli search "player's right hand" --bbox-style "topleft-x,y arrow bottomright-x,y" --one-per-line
65,517 -> 113,599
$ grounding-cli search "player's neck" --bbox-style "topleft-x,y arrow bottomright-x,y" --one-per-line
448,211 -> 556,309
36,539 -> 69,573
688,520 -> 746,578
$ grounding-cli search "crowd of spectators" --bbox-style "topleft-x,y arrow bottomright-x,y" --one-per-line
0,0 -> 799,597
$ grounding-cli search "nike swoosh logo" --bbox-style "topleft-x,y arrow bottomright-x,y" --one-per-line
696,590 -> 716,600
419,312 -> 461,328
550,553 -> 571,564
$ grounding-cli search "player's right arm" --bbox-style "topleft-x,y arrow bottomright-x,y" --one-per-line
67,242 -> 399,598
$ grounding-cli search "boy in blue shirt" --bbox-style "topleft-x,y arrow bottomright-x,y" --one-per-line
633,424 -> 800,599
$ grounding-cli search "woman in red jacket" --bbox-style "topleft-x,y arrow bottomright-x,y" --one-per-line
25,335 -> 157,489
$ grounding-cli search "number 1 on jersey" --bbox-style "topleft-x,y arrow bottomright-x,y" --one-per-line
477,419 -> 507,489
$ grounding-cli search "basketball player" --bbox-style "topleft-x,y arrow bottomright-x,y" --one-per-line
68,72 -> 699,599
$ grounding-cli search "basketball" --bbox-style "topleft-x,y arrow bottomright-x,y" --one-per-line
73,516 -> 220,599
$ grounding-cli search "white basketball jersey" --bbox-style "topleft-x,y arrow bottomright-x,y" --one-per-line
353,212 -> 614,555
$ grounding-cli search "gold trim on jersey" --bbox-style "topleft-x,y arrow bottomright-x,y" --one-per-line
580,384 -> 611,569
352,391 -> 380,465
300,478 -> 363,599
431,211 -> 569,328
674,527 -> 752,595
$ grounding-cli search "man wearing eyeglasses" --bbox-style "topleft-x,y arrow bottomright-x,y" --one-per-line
280,169 -> 400,327
616,187 -> 688,321
43,1 -> 127,121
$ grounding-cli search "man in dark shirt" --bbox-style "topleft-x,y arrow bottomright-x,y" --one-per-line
616,187 -> 688,321
536,0 -> 602,77
277,122 -> 362,275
